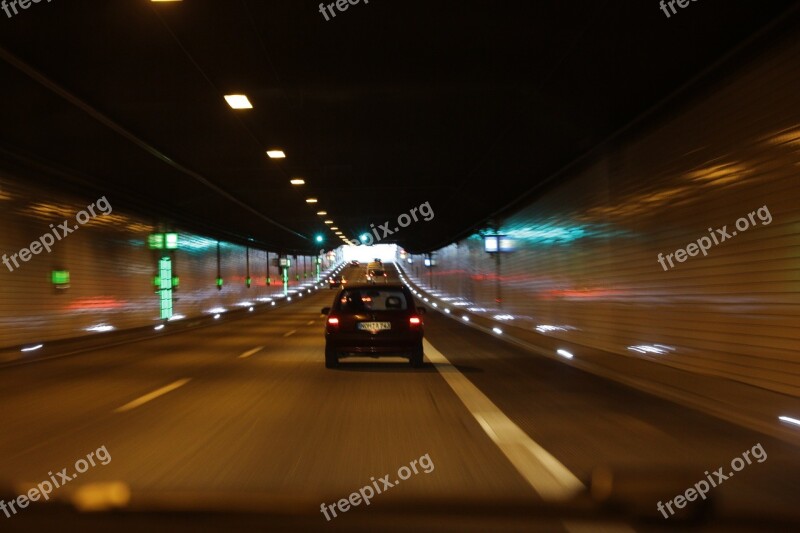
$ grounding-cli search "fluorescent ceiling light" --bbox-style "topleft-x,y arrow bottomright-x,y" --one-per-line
316,211 -> 327,216
306,198 -> 318,204
224,94 -> 252,109
266,150 -> 286,159
324,220 -> 333,224
290,178 -> 305,185
331,227 -> 339,230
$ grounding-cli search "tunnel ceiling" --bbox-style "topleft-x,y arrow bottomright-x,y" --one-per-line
0,0 -> 797,253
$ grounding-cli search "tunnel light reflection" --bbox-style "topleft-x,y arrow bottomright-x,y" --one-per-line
249,307 -> 254,312
432,302 -> 438,307
492,327 -> 503,335
21,344 -> 43,352
493,314 -> 515,321
779,416 -> 800,427
628,344 -> 675,355
271,302 -> 276,306
536,325 -> 574,333
557,349 -> 574,359
213,314 -> 221,320
154,325 -> 165,331
168,314 -> 186,321
462,316 -> 470,322
207,307 -> 227,314
86,324 -> 115,333
444,309 -> 451,314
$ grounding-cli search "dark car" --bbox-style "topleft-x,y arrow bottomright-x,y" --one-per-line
321,284 -> 425,368
366,268 -> 388,284
328,275 -> 346,289
349,260 -> 360,266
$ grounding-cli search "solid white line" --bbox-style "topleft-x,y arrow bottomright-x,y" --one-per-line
283,330 -> 296,337
238,346 -> 265,359
306,320 -> 315,325
423,339 -> 584,500
114,378 -> 191,413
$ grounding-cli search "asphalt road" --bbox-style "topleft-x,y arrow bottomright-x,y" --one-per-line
0,264 -> 798,531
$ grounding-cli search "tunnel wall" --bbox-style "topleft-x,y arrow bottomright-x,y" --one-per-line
405,36 -> 800,396
0,177 -> 319,349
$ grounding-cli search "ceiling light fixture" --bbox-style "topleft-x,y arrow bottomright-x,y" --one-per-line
306,198 -> 318,204
266,150 -> 286,159
224,94 -> 252,109
290,178 -> 305,185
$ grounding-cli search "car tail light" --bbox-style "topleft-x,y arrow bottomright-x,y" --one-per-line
327,316 -> 340,332
409,316 -> 421,326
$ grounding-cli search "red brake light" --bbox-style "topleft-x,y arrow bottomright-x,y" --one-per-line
328,317 -> 339,326
409,316 -> 421,326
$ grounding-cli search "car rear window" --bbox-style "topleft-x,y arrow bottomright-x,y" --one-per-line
338,289 -> 409,311
369,269 -> 385,276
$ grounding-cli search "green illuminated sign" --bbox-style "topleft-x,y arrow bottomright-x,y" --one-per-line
158,257 -> 173,319
51,270 -> 70,285
149,233 -> 179,250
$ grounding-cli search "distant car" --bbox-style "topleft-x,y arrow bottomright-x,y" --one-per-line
366,268 -> 388,284
350,260 -> 360,266
321,284 -> 425,368
328,275 -> 346,289
373,258 -> 383,263
366,261 -> 383,277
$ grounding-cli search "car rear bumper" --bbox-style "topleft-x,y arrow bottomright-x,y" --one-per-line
326,336 -> 422,356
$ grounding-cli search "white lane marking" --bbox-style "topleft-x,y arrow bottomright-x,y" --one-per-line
238,346 -> 265,359
114,378 -> 191,413
423,339 -> 584,500
306,320 -> 315,325
283,330 -> 297,337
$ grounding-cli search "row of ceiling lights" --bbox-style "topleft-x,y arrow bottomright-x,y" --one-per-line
222,93 -> 352,247
150,0 -> 352,248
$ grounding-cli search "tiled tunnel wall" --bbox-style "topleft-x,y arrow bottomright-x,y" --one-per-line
403,35 -> 800,397
0,177 -> 323,349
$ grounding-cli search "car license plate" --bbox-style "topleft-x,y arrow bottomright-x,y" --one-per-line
358,321 -> 391,332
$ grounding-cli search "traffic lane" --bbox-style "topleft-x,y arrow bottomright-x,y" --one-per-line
0,287 -> 333,467
0,282 -> 535,506
421,310 -> 800,518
